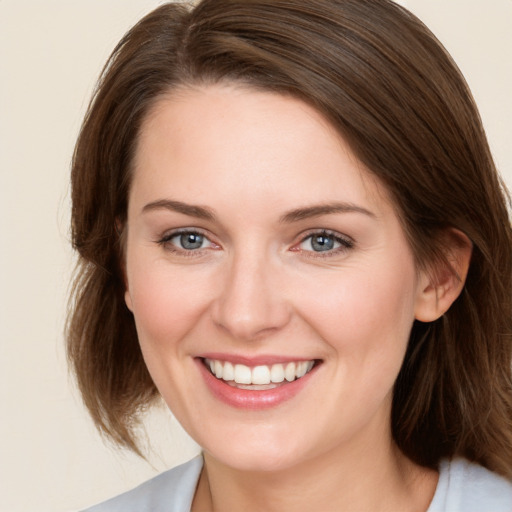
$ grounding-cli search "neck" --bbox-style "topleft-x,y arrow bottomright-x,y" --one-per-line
192,432 -> 438,512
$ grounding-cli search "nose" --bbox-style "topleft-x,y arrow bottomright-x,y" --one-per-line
211,251 -> 291,341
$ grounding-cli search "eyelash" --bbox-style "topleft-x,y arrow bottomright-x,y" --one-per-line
156,229 -> 354,257
294,230 -> 354,258
157,229 -> 217,258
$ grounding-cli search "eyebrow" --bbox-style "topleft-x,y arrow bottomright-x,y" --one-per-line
279,202 -> 376,223
141,199 -> 375,223
142,199 -> 216,220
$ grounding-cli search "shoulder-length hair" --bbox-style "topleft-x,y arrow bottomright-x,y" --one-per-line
68,0 -> 512,475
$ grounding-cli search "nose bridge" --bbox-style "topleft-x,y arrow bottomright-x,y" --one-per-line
212,246 -> 290,340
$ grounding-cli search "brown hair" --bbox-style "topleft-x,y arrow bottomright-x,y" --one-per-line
68,0 -> 512,474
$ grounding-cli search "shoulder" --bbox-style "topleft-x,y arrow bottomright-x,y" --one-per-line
82,456 -> 203,512
429,458 -> 512,512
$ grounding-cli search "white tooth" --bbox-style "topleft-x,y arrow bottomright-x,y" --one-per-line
285,362 -> 296,382
208,359 -> 215,374
222,361 -> 234,381
295,361 -> 307,378
214,360 -> 223,379
270,363 -> 285,383
234,364 -> 252,384
306,361 -> 314,372
252,365 -> 271,385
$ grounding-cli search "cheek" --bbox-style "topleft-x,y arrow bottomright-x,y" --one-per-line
125,259 -> 213,350
296,258 -> 418,357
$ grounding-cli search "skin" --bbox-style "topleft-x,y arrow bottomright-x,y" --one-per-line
124,84 -> 470,511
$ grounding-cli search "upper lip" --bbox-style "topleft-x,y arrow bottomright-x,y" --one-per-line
197,353 -> 320,366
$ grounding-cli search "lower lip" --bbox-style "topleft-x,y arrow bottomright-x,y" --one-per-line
196,359 -> 318,410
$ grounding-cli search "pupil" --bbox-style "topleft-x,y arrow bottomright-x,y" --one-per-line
181,233 -> 203,250
312,235 -> 334,252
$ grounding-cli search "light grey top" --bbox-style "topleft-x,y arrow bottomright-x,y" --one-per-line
83,456 -> 203,512
428,458 -> 512,511
83,456 -> 512,512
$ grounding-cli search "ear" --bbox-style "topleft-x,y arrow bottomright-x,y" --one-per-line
414,229 -> 472,322
124,289 -> 134,312
115,217 -> 133,313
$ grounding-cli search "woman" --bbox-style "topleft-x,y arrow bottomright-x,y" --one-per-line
68,0 -> 512,510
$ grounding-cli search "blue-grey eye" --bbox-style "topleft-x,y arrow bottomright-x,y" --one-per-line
179,232 -> 205,250
311,234 -> 336,251
163,232 -> 208,250
299,232 -> 347,253
159,230 -> 216,252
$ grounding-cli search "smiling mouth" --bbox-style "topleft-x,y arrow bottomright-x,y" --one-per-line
203,358 -> 318,390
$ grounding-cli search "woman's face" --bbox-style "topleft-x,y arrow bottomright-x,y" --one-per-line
124,84 -> 430,472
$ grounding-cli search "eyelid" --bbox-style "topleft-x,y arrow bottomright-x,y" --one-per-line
292,229 -> 354,256
156,227 -> 220,254
158,226 -> 208,242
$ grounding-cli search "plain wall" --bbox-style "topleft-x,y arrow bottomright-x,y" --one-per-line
0,1 -> 510,511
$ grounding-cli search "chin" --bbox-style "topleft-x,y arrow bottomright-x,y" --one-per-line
209,450 -> 301,473
201,428 -> 310,473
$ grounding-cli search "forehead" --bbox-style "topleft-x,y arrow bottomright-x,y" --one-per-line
131,84 -> 393,217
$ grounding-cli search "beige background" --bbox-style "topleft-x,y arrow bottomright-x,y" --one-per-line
0,1 -> 510,511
